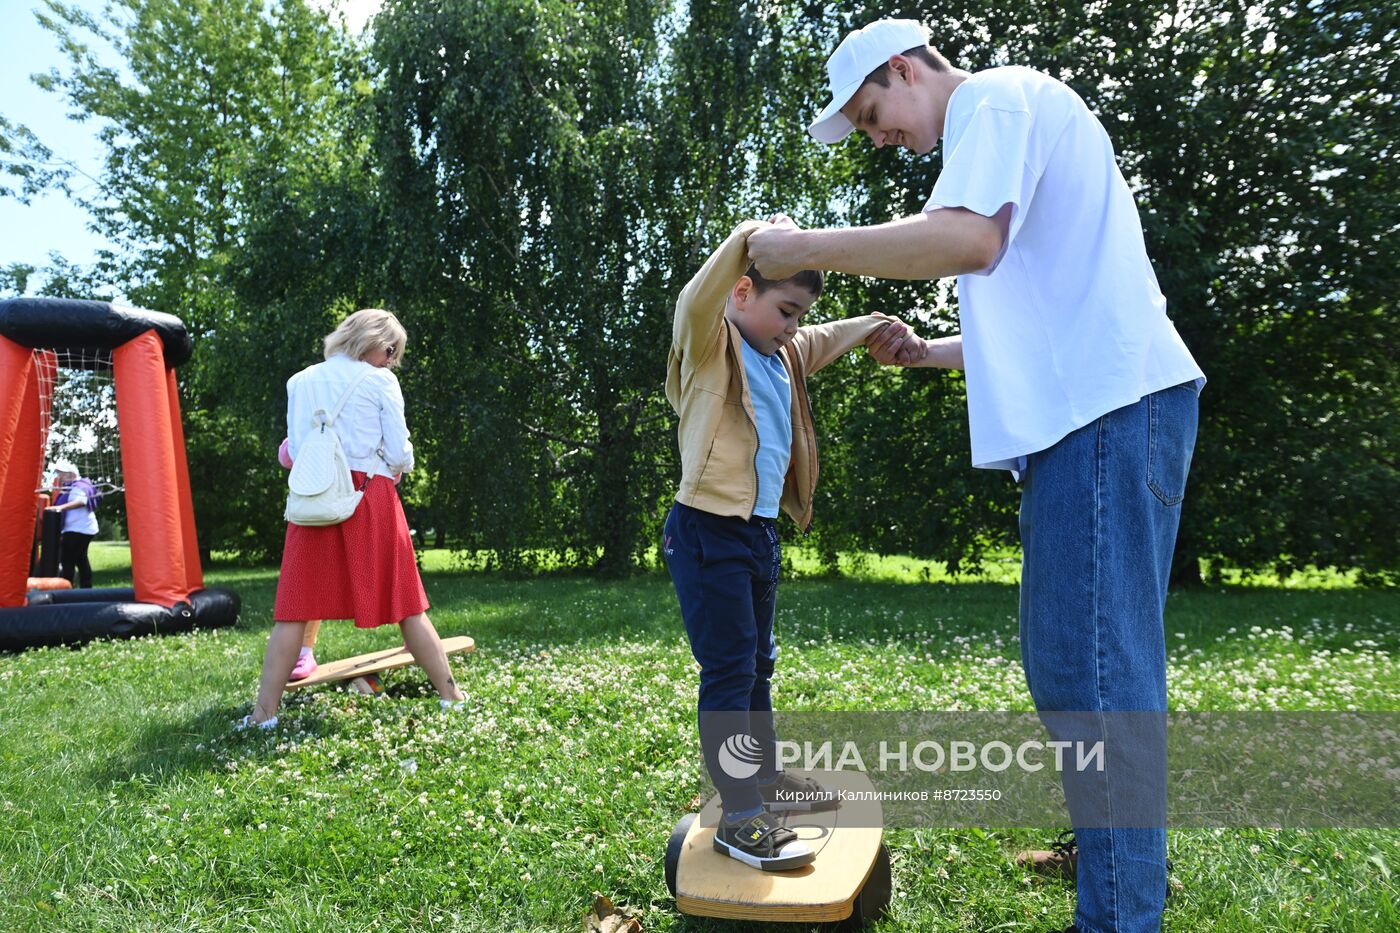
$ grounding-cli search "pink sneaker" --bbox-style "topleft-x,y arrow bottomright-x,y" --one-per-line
289,651 -> 318,681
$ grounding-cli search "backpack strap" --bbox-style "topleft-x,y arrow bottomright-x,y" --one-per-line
322,368 -> 377,428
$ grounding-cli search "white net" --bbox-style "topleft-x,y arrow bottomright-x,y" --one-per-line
33,347 -> 124,496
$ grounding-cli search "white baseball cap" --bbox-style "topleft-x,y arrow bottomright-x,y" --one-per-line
52,460 -> 78,476
807,19 -> 931,144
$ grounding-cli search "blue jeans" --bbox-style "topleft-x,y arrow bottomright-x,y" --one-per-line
1020,382 -> 1199,933
663,501 -> 782,813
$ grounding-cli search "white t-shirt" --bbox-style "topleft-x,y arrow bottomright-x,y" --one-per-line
925,66 -> 1205,472
286,354 -> 415,479
62,486 -> 99,536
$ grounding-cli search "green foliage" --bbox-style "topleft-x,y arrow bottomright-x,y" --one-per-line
15,0 -> 1398,578
811,362 -> 1021,573
0,264 -> 37,298
28,0 -> 369,559
1104,0 -> 1400,583
370,0 -> 670,573
789,0 -> 1400,583
366,0 -> 862,572
0,114 -> 67,204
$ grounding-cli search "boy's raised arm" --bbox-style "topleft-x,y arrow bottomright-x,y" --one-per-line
672,220 -> 765,366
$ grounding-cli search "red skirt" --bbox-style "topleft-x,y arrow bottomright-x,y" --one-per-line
273,472 -> 429,627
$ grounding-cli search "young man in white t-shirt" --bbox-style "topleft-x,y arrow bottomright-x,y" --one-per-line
748,19 -> 1205,933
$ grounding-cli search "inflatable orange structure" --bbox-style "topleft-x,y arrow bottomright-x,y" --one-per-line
25,578 -> 72,592
0,298 -> 238,650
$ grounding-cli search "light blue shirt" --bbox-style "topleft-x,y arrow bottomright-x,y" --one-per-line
739,337 -> 792,518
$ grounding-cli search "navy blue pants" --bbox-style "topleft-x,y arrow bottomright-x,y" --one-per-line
663,501 -> 781,813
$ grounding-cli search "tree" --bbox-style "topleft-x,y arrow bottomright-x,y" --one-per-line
786,0 -> 1399,582
33,0 -> 368,559
369,0 -> 859,573
18,0 -> 1396,581
0,115 -> 69,205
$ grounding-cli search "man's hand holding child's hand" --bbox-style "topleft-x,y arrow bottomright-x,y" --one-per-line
867,311 -> 929,366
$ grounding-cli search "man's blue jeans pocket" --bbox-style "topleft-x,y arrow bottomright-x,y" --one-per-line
1146,382 -> 1200,506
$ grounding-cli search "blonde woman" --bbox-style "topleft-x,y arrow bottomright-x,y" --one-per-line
240,309 -> 464,728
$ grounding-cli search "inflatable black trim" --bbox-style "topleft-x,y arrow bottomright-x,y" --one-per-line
36,508 -> 61,577
0,587 -> 240,652
0,297 -> 193,368
25,586 -> 140,606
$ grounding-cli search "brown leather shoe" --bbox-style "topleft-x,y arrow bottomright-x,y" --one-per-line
1017,832 -> 1179,899
1015,829 -> 1078,880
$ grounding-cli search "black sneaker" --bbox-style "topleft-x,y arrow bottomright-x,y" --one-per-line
713,811 -> 815,871
759,771 -> 840,812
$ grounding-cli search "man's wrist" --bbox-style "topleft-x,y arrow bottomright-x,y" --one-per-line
790,228 -> 818,270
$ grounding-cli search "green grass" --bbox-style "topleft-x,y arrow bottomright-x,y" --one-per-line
0,543 -> 1395,931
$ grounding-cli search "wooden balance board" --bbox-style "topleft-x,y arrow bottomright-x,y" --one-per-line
666,768 -> 891,925
286,635 -> 475,692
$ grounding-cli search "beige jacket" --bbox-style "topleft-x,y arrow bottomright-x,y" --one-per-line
666,220 -> 890,529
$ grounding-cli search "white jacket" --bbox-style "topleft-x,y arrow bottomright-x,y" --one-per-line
286,354 -> 414,479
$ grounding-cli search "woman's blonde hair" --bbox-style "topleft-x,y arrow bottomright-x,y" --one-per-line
323,308 -> 408,368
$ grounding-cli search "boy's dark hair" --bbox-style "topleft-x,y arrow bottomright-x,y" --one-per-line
743,263 -> 824,297
861,44 -> 951,89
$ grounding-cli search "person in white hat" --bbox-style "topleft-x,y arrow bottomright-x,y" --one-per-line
46,460 -> 100,588
748,18 -> 1206,933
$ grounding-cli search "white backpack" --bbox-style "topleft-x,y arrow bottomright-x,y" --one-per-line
284,370 -> 375,527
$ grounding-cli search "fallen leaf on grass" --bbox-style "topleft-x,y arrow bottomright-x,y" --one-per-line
585,893 -> 642,933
